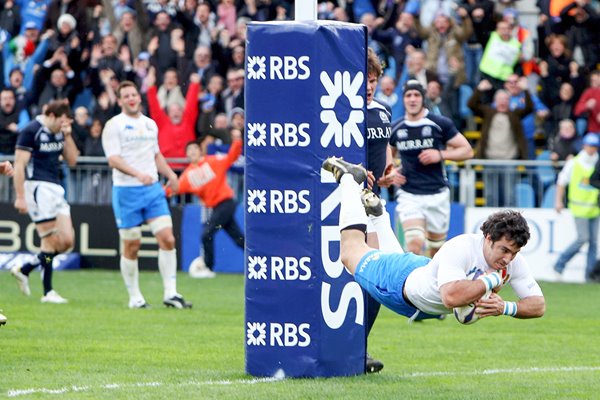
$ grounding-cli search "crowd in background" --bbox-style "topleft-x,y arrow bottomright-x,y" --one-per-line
0,0 -> 599,184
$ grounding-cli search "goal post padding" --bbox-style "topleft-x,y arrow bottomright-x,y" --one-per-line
245,21 -> 368,377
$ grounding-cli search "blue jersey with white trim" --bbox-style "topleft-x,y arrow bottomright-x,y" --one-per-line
15,117 -> 64,185
367,99 -> 392,195
389,111 -> 459,195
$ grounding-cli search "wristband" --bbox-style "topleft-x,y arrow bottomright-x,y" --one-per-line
503,301 -> 518,317
478,271 -> 502,291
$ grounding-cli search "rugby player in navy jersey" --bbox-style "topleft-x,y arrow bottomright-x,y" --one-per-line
362,48 -> 404,373
11,100 -> 78,304
1,161 -> 14,323
390,80 -> 473,257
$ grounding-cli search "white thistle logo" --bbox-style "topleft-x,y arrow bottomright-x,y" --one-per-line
247,190 -> 267,213
320,71 -> 365,148
248,256 -> 268,280
247,56 -> 266,80
247,123 -> 267,146
246,322 -> 267,346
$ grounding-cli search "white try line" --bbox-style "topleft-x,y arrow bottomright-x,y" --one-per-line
7,366 -> 600,397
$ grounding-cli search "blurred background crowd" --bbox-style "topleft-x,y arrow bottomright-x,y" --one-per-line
0,0 -> 599,201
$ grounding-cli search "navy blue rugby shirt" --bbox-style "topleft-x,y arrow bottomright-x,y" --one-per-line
15,117 -> 65,185
366,98 -> 392,195
389,110 -> 459,195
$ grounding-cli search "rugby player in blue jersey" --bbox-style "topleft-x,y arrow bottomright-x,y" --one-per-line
102,81 -> 191,310
11,100 -> 77,304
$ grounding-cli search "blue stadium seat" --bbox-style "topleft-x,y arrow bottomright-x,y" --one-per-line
515,182 -> 535,208
541,184 -> 557,209
536,150 -> 556,189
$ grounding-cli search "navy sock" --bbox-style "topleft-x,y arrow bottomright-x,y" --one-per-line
39,252 -> 56,295
20,256 -> 41,276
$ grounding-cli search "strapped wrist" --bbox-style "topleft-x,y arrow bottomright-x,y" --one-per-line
503,301 -> 518,317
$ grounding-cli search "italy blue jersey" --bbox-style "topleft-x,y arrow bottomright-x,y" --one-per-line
15,117 -> 65,185
389,111 -> 459,195
367,99 -> 392,195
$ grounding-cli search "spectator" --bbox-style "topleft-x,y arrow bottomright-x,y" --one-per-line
479,20 -> 521,90
29,47 -> 82,117
83,118 -> 105,157
558,0 -> 600,71
545,82 -> 578,142
554,133 -> 600,282
414,9 -> 472,91
574,70 -> 600,134
88,34 -> 131,86
371,12 -> 421,82
156,68 -> 185,110
505,74 -> 549,159
460,0 -> 496,88
18,0 -> 51,34
221,68 -> 244,119
72,105 -> 90,152
7,68 -> 27,112
374,75 -> 402,119
3,24 -> 52,91
43,0 -> 88,39
468,79 -> 531,160
550,119 -> 581,161
198,74 -> 225,137
102,0 -> 151,61
146,70 -> 200,168
194,2 -> 216,48
47,14 -> 84,74
147,11 -> 181,78
182,45 -> 219,89
425,80 -> 452,118
217,0 -> 237,38
0,88 -> 29,155
176,134 -> 244,278
0,0 -> 22,37
405,49 -> 439,91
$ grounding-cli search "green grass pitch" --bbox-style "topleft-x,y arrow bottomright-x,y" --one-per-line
1,270 -> 600,399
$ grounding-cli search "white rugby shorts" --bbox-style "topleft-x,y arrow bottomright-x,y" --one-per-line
395,187 -> 450,234
24,180 -> 70,223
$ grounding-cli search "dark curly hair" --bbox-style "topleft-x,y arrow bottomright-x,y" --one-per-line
480,210 -> 530,248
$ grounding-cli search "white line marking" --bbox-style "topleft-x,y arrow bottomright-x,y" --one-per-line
7,367 -> 600,397
7,377 -> 280,397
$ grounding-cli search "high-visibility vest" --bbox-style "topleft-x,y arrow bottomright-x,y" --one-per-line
479,32 -> 521,81
568,155 -> 600,218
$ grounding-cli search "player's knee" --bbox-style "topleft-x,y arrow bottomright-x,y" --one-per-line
119,227 -> 142,241
426,237 -> 446,251
159,234 -> 176,250
404,227 -> 425,245
149,215 -> 172,235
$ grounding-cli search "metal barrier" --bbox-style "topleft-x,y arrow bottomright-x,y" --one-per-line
0,155 -> 565,209
0,156 -> 245,206
459,159 -> 565,208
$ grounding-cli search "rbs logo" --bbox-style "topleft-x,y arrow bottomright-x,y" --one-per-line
247,256 -> 311,280
247,55 -> 310,80
246,322 -> 311,347
247,122 -> 310,147
247,189 -> 310,214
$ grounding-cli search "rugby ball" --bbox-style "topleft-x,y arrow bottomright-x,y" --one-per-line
453,270 -> 491,325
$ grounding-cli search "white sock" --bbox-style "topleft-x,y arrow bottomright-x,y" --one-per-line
158,248 -> 178,299
370,207 -> 404,254
339,174 -> 367,230
120,256 -> 144,302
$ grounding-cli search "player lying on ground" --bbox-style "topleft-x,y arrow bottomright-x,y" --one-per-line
322,157 -> 545,322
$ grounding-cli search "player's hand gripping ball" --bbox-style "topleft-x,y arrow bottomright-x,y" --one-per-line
453,270 -> 491,325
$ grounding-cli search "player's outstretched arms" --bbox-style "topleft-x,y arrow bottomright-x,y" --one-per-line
476,293 -> 545,319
